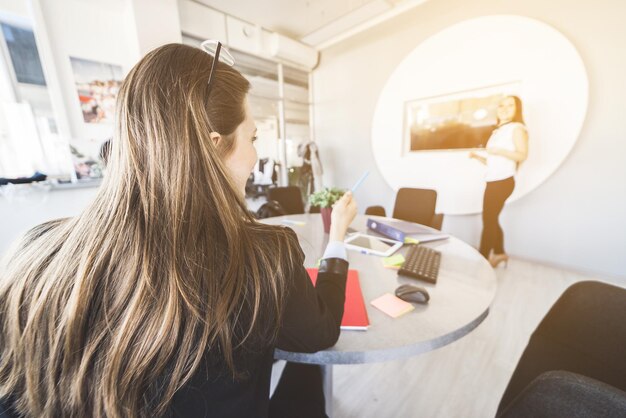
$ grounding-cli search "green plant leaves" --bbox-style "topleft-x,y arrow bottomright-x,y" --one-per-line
308,187 -> 345,208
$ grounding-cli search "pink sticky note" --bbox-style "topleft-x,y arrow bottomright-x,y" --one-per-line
370,293 -> 415,318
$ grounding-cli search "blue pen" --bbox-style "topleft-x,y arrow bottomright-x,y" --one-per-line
350,171 -> 370,193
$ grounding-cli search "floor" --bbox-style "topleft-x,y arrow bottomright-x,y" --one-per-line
270,257 -> 626,418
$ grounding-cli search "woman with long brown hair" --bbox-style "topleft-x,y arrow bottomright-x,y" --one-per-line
0,43 -> 356,417
469,95 -> 528,267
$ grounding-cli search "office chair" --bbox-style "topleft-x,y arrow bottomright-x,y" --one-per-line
255,200 -> 287,219
364,188 -> 444,230
246,158 -> 278,198
499,371 -> 626,418
364,205 -> 386,217
497,281 -> 626,417
267,186 -> 305,215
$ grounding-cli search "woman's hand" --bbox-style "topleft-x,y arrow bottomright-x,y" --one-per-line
329,191 -> 358,242
469,150 -> 487,165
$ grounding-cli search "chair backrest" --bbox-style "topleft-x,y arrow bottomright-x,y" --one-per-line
364,205 -> 386,217
392,188 -> 438,226
255,200 -> 287,219
267,186 -> 304,215
497,281 -> 626,415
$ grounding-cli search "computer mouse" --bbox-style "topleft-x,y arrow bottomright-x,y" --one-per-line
395,284 -> 430,304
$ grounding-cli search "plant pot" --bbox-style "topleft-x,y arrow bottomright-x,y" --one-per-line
320,207 -> 332,233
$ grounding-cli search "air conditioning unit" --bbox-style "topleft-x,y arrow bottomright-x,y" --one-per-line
226,16 -> 263,56
264,32 -> 319,70
178,1 -> 319,69
178,0 -> 227,41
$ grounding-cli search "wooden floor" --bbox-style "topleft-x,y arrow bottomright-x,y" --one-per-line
270,258 -> 625,418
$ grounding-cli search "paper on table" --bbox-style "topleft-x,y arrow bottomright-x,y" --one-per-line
371,293 -> 414,318
382,254 -> 405,269
308,269 -> 370,330
281,219 -> 306,226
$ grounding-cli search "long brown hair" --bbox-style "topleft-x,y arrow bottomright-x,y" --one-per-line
0,43 -> 299,417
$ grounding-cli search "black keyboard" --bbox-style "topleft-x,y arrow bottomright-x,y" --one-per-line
398,245 -> 441,284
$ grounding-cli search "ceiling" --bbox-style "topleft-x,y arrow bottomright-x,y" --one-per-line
194,0 -> 415,47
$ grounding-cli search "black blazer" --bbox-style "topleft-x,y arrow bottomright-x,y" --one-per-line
168,231 -> 348,417
0,228 -> 348,418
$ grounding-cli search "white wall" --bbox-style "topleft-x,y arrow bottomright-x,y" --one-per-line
36,0 -> 137,159
0,186 -> 99,257
0,0 -> 27,17
35,0 -> 180,159
127,0 -> 182,57
0,0 -> 181,258
313,0 -> 626,278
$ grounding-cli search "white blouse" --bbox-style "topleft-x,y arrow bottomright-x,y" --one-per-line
485,122 -> 526,182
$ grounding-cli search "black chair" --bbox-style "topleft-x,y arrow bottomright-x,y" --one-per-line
497,281 -> 626,417
267,186 -> 305,215
255,200 -> 287,219
499,371 -> 626,418
365,188 -> 444,230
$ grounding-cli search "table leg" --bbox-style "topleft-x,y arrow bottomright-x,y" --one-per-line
322,364 -> 333,417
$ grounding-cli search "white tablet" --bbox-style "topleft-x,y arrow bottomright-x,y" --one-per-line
344,233 -> 403,257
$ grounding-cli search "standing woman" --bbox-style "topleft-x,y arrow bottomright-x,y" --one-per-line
0,43 -> 356,417
470,96 -> 528,267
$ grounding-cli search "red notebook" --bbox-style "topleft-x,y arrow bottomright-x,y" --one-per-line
306,268 -> 370,331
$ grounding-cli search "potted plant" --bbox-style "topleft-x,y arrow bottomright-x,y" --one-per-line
308,187 -> 346,233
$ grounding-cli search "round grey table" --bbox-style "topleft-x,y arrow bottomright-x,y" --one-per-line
264,214 -> 497,416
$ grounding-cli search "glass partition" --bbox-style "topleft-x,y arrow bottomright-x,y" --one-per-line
182,34 -> 313,194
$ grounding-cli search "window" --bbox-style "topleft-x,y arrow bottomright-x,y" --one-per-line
0,20 -> 72,180
1,22 -> 46,86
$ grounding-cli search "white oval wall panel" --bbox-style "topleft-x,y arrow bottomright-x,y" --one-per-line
371,15 -> 588,214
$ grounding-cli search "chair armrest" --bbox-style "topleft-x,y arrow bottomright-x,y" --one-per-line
498,371 -> 626,418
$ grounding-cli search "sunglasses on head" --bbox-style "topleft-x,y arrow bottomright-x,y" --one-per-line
201,40 -> 235,96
